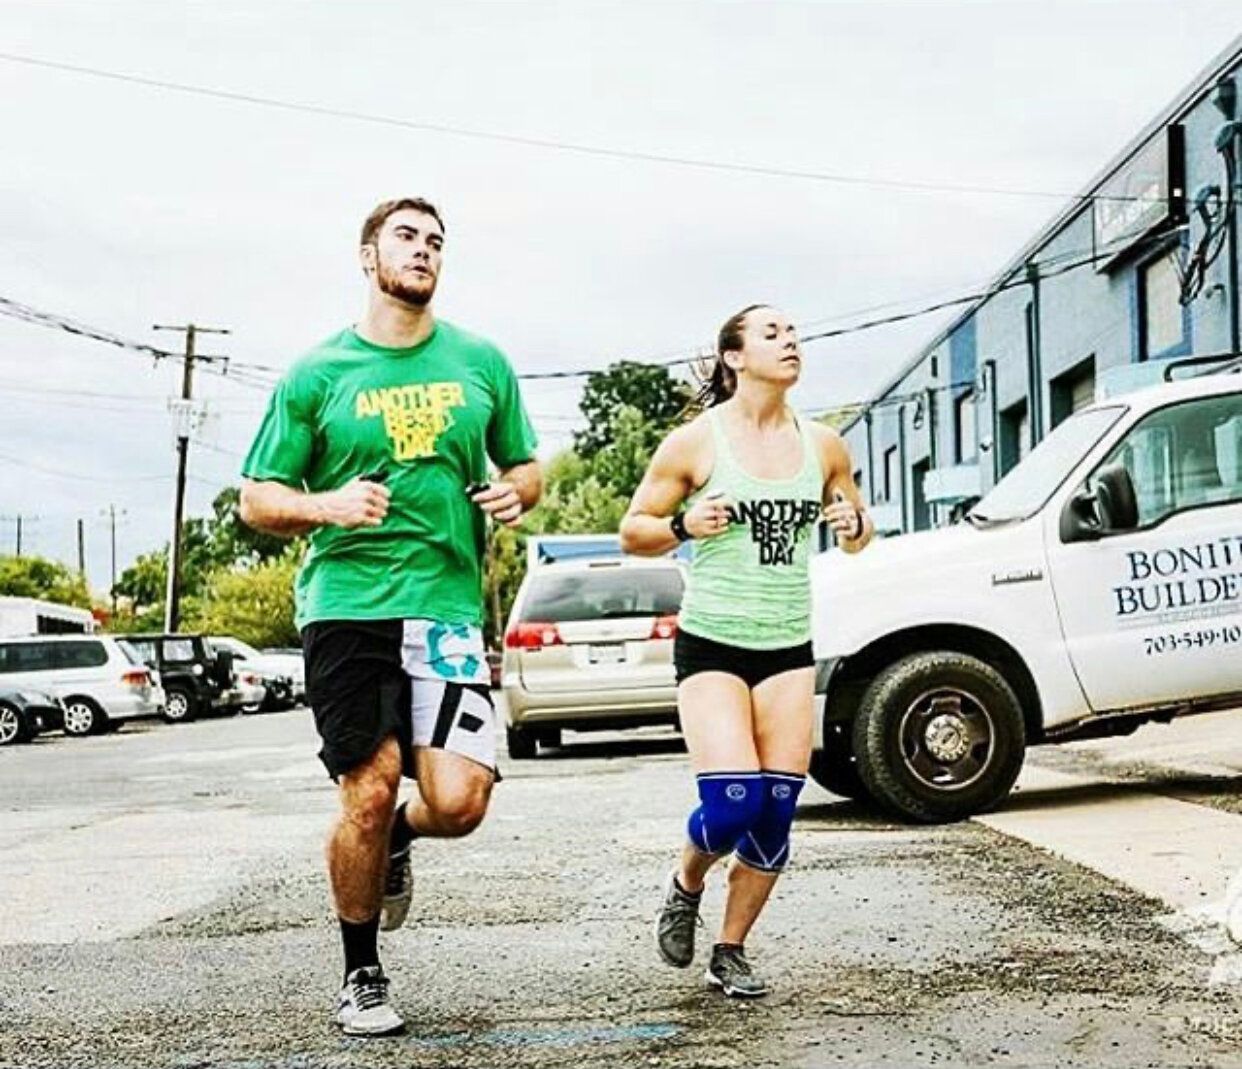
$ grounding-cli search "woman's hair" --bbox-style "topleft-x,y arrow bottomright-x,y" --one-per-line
687,303 -> 768,414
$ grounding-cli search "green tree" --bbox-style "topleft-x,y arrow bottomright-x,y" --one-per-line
205,487 -> 287,568
185,550 -> 300,648
0,555 -> 92,609
574,361 -> 691,457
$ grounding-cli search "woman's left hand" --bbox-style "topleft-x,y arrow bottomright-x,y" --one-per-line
823,490 -> 862,542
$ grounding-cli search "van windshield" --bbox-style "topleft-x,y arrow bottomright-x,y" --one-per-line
970,406 -> 1126,524
522,567 -> 684,623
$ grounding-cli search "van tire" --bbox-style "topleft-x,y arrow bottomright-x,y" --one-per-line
852,651 -> 1026,824
506,725 -> 537,760
538,728 -> 562,750
163,687 -> 196,724
808,726 -> 869,801
63,696 -> 108,737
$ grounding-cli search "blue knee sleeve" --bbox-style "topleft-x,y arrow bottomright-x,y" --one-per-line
734,771 -> 805,873
687,772 -> 763,856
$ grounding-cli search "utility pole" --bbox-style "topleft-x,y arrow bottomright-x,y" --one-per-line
15,515 -> 21,557
103,505 -> 126,616
153,323 -> 230,633
76,518 -> 86,578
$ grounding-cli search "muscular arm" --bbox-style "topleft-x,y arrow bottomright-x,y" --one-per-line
239,477 -> 390,538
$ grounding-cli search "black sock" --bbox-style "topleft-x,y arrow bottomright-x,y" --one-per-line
673,875 -> 702,901
389,801 -> 417,854
340,915 -> 380,979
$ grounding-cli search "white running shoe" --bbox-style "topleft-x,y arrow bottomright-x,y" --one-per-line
335,966 -> 405,1037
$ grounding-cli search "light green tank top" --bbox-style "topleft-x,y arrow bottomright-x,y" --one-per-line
678,408 -> 825,650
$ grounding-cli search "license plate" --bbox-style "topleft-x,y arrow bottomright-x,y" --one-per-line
588,644 -> 625,665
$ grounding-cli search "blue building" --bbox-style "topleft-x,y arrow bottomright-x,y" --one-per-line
841,35 -> 1242,536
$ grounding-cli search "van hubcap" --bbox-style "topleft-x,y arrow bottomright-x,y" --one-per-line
899,689 -> 994,792
65,703 -> 94,734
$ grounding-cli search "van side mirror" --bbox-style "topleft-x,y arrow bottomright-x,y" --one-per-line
1095,462 -> 1140,531
1060,463 -> 1140,543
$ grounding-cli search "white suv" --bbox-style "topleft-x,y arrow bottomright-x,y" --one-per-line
811,362 -> 1242,823
0,635 -> 166,736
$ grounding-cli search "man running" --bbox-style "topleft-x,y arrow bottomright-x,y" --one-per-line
240,197 -> 541,1036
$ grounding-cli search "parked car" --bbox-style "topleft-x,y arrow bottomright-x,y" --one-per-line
0,634 -> 164,736
0,687 -> 63,746
485,647 -> 502,690
810,360 -> 1242,823
208,637 -> 302,710
501,556 -> 685,758
115,633 -> 239,723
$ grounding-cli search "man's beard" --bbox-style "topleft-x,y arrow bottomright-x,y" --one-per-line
376,260 -> 437,308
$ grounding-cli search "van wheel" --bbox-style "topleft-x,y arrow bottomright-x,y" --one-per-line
506,725 -> 537,760
808,724 -> 869,801
63,697 -> 108,737
538,728 -> 562,750
852,651 -> 1026,824
0,702 -> 29,746
163,688 -> 195,723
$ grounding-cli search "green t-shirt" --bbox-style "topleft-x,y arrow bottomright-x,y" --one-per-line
242,322 -> 538,630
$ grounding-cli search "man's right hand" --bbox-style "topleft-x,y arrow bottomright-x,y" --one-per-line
317,477 -> 391,529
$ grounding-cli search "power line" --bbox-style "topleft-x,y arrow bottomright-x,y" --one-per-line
0,50 -> 1172,207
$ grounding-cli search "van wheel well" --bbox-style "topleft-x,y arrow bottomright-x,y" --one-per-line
826,626 -> 1044,744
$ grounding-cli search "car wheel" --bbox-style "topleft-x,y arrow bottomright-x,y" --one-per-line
506,725 -> 537,760
63,697 -> 107,737
0,702 -> 29,746
163,687 -> 196,724
538,728 -> 562,750
808,724 -> 869,801
852,651 -> 1026,824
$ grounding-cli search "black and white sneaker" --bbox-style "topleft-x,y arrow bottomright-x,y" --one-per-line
655,869 -> 703,968
335,965 -> 405,1037
380,846 -> 413,932
705,943 -> 769,999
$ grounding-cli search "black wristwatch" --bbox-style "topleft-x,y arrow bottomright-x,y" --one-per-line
669,511 -> 692,542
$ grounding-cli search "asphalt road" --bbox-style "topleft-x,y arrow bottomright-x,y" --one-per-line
3,702 -> 1242,1068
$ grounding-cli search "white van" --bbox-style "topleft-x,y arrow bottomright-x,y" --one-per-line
810,361 -> 1242,823
0,635 -> 166,736
0,597 -> 96,637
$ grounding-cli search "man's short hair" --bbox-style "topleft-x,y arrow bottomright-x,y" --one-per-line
360,197 -> 445,247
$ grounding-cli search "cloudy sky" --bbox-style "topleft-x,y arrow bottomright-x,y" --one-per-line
2,0 -> 1240,591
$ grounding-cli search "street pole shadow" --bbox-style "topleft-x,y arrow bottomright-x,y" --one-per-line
537,735 -> 687,761
997,773 -> 1242,814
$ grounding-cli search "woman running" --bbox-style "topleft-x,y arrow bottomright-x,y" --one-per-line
620,303 -> 872,998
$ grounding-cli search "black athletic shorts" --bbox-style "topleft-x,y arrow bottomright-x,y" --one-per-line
302,620 -> 414,781
674,628 -> 814,690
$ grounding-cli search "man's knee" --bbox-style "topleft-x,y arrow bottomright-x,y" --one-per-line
339,745 -> 401,837
426,781 -> 491,837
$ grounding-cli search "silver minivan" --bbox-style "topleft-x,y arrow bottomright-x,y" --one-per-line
501,557 -> 685,758
0,635 -> 166,736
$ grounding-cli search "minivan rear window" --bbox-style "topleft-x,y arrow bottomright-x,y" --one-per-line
522,567 -> 684,623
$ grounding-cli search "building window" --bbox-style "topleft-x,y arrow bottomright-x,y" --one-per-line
1139,249 -> 1188,359
1050,357 -> 1096,429
954,390 -> 976,463
883,446 -> 898,502
999,399 -> 1030,477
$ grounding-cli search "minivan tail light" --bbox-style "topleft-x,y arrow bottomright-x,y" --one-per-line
504,622 -> 564,651
121,669 -> 150,689
650,615 -> 678,640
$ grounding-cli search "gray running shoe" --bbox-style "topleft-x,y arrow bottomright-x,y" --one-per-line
380,846 -> 412,932
335,965 -> 405,1037
655,869 -> 703,968
705,943 -> 769,999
